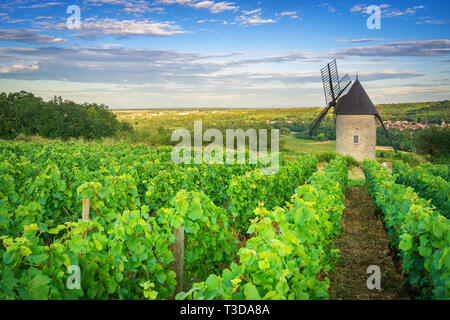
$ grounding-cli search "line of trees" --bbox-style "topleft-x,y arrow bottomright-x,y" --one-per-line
288,120 -> 416,150
0,91 -> 132,141
282,118 -> 445,153
375,127 -> 416,152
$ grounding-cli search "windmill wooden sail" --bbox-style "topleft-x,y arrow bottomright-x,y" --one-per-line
309,60 -> 351,137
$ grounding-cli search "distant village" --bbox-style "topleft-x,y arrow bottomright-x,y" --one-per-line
384,120 -> 449,131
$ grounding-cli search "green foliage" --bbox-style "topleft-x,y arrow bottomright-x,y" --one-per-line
315,152 -> 359,167
227,154 -> 317,233
144,156 -> 260,211
376,150 -> 421,166
376,100 -> 449,123
177,156 -> 348,300
0,141 -> 289,299
421,163 -> 449,182
0,91 -> 131,141
364,160 -> 449,299
156,190 -> 237,284
342,155 -> 359,168
425,154 -> 450,165
197,164 -> 237,206
293,117 -> 336,141
315,152 -> 336,163
392,161 -> 449,218
113,100 -> 449,148
145,165 -> 200,212
0,207 -> 177,300
415,127 -> 450,157
376,127 -> 416,152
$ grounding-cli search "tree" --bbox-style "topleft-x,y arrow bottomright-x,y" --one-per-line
0,91 -> 132,141
0,93 -> 18,139
414,127 -> 450,157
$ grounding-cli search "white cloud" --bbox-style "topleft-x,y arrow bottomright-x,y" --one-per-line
157,0 -> 238,14
350,4 -> 390,13
63,19 -> 187,37
335,40 -> 450,57
341,68 -> 424,81
279,11 -> 297,17
17,2 -> 63,9
318,3 -> 336,13
89,0 -> 131,4
350,4 -> 425,18
237,13 -> 277,26
242,9 -> 262,15
0,46 -> 240,84
0,60 -> 39,74
417,19 -> 450,25
350,4 -> 364,13
0,28 -> 65,44
1,39 -> 445,85
337,38 -> 381,43
87,0 -> 165,13
0,42 -> 444,107
209,1 -> 238,13
35,16 -> 55,20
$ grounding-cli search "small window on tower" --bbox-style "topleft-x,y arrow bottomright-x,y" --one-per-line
353,135 -> 359,144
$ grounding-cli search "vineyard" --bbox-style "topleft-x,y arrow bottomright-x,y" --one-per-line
0,141 -> 448,300
364,160 -> 449,299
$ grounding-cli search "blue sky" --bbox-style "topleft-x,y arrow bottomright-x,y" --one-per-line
0,0 -> 449,108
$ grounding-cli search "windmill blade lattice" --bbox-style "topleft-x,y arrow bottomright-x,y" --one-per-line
337,74 -> 351,98
321,59 -> 340,106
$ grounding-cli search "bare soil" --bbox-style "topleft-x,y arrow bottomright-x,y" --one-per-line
328,185 -> 411,300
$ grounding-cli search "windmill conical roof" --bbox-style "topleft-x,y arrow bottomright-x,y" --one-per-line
335,79 -> 379,115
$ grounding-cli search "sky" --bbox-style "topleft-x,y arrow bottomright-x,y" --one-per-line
0,0 -> 449,108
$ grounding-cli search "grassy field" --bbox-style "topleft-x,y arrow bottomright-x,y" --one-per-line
281,134 -> 397,153
282,135 -> 336,153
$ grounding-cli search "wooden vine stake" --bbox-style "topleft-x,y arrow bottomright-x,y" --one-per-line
82,198 -> 90,221
173,226 -> 184,295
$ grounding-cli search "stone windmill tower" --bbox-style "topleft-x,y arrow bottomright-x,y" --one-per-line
310,60 -> 397,161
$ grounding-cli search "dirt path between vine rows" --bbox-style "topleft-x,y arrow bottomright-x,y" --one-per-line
328,184 -> 412,300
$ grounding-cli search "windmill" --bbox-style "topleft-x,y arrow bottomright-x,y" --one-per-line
309,59 -> 397,161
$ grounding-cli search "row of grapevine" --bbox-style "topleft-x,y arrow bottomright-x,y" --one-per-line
0,188 -> 236,299
421,163 -> 449,182
0,159 -> 72,237
227,154 -> 318,233
0,210 -> 176,299
0,141 -> 288,299
0,141 -> 326,299
176,156 -> 348,300
144,162 -> 259,212
363,160 -> 449,299
392,161 -> 449,218
0,142 -> 169,236
155,190 -> 237,285
0,142 -> 261,236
